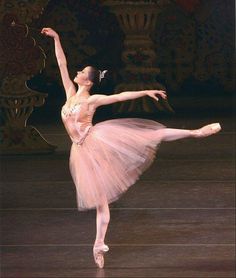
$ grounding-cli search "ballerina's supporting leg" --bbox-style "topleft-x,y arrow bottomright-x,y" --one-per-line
95,202 -> 110,246
93,201 -> 110,268
157,123 -> 221,142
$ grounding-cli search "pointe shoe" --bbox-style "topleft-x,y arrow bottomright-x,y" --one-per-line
93,244 -> 109,268
192,123 -> 221,138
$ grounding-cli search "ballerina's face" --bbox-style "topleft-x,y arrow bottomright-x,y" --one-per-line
74,66 -> 92,86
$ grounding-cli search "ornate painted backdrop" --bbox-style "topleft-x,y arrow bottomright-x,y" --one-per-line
155,0 -> 234,94
32,0 -> 234,95
32,0 -> 123,93
0,0 -> 234,120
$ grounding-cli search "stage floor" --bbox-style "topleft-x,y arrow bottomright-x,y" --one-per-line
1,114 -> 235,277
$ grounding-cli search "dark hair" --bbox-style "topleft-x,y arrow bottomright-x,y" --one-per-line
87,66 -> 107,94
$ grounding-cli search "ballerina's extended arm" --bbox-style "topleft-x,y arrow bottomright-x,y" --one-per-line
89,90 -> 167,108
41,27 -> 76,100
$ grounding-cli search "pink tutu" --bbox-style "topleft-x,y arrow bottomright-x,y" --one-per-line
69,118 -> 165,210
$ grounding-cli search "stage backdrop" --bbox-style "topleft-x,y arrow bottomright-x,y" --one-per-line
0,0 -> 234,122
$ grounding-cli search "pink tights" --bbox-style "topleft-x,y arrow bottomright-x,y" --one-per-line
157,128 -> 193,142
94,202 -> 110,247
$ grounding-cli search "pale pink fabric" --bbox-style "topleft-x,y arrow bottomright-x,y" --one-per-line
61,101 -> 166,211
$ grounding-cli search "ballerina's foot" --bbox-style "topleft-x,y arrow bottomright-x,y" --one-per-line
93,244 -> 109,268
192,123 -> 221,138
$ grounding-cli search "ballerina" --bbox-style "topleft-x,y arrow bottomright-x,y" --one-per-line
41,27 -> 221,268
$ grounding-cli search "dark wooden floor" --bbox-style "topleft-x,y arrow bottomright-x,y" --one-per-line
1,114 -> 235,277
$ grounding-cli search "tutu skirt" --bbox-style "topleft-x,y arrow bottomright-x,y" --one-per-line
69,118 -> 166,211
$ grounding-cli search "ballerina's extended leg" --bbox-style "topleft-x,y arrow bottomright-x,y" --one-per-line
93,202 -> 110,268
157,123 -> 221,142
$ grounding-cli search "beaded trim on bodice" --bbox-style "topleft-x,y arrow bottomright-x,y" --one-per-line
61,103 -> 80,117
61,101 -> 95,145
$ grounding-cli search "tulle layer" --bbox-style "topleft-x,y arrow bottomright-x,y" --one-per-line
69,118 -> 166,211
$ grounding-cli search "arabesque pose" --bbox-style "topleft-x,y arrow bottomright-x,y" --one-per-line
41,27 -> 221,268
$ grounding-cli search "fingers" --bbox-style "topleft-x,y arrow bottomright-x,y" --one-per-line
41,27 -> 59,39
153,96 -> 159,102
41,27 -> 53,36
157,90 -> 167,99
41,27 -> 49,32
146,90 -> 168,102
148,92 -> 159,102
41,28 -> 49,35
161,93 -> 167,100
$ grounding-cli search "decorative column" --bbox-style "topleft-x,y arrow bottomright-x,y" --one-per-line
0,13 -> 56,154
102,0 -> 173,113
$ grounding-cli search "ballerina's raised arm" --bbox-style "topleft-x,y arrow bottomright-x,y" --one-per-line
41,27 -> 76,100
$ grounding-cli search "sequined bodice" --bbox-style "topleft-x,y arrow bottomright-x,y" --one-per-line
61,101 -> 95,145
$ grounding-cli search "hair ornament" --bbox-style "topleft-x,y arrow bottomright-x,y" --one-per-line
99,70 -> 108,82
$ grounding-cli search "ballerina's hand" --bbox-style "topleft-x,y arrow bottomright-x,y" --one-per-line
146,90 -> 167,102
41,27 -> 59,39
